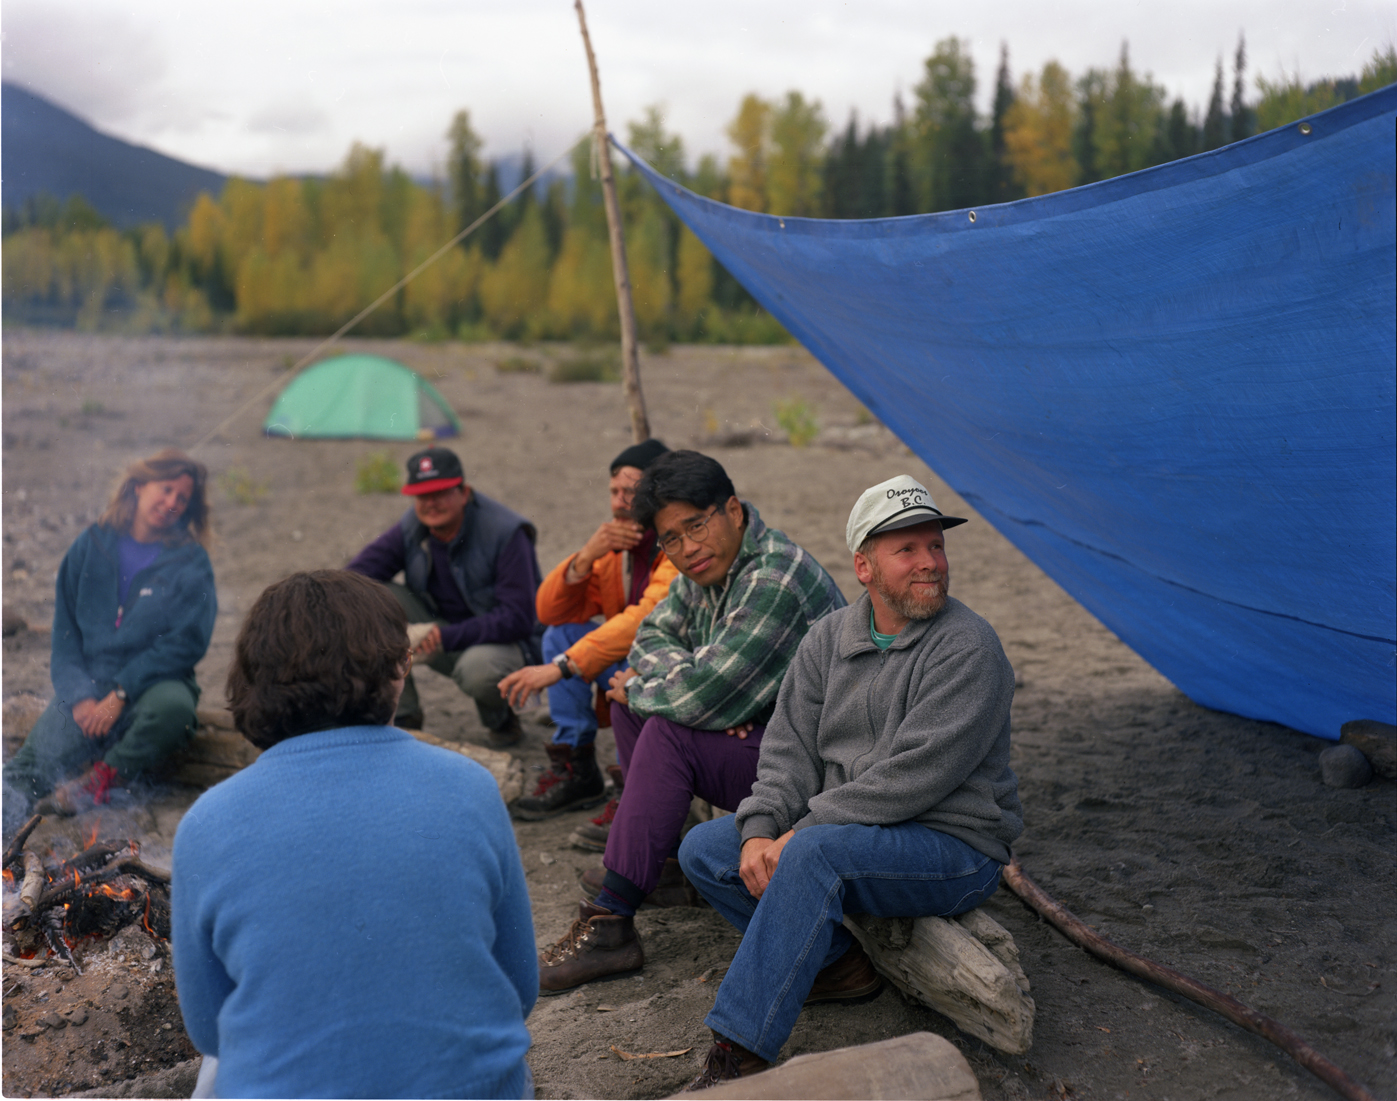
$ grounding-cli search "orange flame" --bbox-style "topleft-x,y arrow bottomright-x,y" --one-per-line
2,868 -> 13,883
94,884 -> 136,901
142,894 -> 155,936
84,822 -> 100,848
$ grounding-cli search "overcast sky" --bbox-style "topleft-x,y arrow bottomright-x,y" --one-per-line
3,0 -> 1393,180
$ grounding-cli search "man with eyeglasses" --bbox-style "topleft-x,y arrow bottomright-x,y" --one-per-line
536,450 -> 845,993
499,439 -> 678,823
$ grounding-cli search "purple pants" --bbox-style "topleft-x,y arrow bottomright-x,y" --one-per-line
603,703 -> 764,900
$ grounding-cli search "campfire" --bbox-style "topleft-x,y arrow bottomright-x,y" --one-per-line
2,814 -> 171,974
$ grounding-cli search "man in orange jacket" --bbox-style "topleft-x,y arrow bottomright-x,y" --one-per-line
500,440 -> 677,826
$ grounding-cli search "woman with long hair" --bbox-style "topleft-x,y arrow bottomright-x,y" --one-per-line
3,448 -> 217,822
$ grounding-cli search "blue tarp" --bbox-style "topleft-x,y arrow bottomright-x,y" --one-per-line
618,86 -> 1396,740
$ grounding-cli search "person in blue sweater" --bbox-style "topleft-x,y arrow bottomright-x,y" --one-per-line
3,449 -> 216,827
171,569 -> 537,1100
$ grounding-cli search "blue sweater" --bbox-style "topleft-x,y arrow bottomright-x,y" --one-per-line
51,524 -> 216,705
172,727 -> 537,1099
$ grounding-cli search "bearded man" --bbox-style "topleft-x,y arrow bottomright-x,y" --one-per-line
674,475 -> 1023,1091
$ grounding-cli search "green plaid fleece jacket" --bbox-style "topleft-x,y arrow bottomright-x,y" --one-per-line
626,502 -> 846,729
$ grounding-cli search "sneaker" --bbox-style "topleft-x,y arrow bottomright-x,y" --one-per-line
804,940 -> 883,1004
579,857 -> 698,908
512,744 -> 606,820
486,712 -> 523,749
538,900 -> 644,994
682,1032 -> 769,1092
35,762 -> 122,817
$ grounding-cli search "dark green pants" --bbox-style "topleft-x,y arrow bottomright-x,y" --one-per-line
3,678 -> 199,800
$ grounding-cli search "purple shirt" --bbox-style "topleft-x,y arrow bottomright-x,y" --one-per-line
118,535 -> 163,607
347,523 -> 537,653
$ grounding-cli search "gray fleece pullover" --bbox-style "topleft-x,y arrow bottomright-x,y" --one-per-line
735,592 -> 1023,864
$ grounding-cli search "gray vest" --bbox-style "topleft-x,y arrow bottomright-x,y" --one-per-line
398,491 -> 544,663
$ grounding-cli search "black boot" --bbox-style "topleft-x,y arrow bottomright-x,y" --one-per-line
512,743 -> 606,820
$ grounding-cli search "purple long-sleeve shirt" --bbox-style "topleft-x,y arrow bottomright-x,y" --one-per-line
347,523 -> 537,652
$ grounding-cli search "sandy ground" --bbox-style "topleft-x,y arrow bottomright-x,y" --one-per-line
1,331 -> 1394,1101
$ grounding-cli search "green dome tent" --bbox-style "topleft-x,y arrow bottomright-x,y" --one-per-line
263,355 -> 461,440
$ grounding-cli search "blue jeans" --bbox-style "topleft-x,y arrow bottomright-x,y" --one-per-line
679,816 -> 1004,1062
542,623 -> 623,748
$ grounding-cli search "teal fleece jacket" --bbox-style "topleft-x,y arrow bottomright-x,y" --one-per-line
735,593 -> 1023,864
49,524 -> 216,705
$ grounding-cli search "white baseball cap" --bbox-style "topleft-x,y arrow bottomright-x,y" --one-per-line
846,475 -> 967,553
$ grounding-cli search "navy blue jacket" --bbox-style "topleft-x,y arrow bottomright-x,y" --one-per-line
50,524 -> 217,705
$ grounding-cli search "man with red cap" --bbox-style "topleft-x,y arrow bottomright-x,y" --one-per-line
347,447 -> 543,745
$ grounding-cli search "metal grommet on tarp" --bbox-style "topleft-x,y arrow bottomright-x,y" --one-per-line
1299,121 -> 1313,134
968,211 -> 977,223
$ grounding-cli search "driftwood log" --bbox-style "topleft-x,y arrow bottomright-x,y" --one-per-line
409,729 -> 526,804
164,720 -> 260,788
844,909 -> 1035,1055
18,851 -> 45,913
1003,858 -> 1377,1101
679,1031 -> 981,1100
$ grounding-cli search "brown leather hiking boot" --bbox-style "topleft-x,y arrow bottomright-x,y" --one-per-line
682,1032 -> 769,1092
538,899 -> 644,994
579,857 -> 698,908
35,761 -> 122,817
512,743 -> 606,820
569,764 -> 623,851
804,939 -> 883,1004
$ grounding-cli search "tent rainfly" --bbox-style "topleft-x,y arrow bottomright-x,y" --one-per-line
263,355 -> 461,440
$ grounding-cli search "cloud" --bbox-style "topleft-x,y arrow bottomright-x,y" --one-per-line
247,102 -> 332,137
0,1 -> 167,126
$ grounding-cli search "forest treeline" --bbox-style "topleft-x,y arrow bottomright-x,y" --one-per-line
4,40 -> 1393,342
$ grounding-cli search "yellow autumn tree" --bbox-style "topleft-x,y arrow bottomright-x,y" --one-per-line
478,203 -> 550,337
675,226 -> 713,334
1003,61 -> 1080,196
767,91 -> 827,216
727,94 -> 772,212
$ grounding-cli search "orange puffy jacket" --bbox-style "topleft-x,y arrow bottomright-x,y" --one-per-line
536,545 -> 679,684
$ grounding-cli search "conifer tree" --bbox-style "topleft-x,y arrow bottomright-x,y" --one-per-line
989,43 -> 1022,201
446,110 -> 484,236
1203,58 -> 1228,149
1231,35 -> 1253,140
911,37 -> 983,212
477,163 -> 506,260
885,93 -> 916,215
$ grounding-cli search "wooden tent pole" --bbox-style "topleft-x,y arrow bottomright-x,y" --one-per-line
574,0 -> 651,443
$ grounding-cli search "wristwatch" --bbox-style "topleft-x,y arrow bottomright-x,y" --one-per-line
552,653 -> 574,679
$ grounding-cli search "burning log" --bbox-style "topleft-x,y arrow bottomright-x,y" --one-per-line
2,814 -> 42,869
4,832 -> 173,965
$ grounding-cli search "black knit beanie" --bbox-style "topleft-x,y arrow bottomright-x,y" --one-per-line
610,438 -> 669,474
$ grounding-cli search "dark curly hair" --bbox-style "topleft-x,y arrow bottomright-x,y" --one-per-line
227,571 -> 410,749
628,450 -> 736,529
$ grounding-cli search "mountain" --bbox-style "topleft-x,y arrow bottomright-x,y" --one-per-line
2,82 -> 227,230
